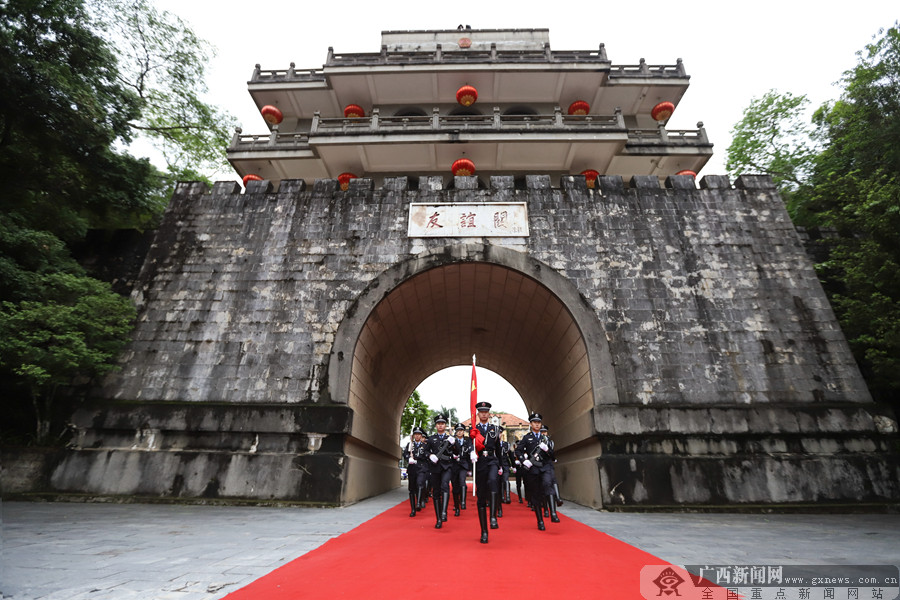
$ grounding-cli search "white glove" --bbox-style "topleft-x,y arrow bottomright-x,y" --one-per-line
511,467 -> 516,474
429,454 -> 438,463
448,437 -> 455,445
498,468 -> 503,476
515,460 -> 521,466
539,442 -> 549,452
470,451 -> 478,463
408,458 -> 416,464
523,459 -> 533,469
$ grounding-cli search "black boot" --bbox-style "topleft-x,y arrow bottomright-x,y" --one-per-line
503,480 -> 511,503
535,499 -> 545,531
453,490 -> 460,517
554,483 -> 564,506
461,490 -> 467,510
409,493 -> 417,517
517,483 -> 524,503
543,498 -> 549,518
417,487 -> 426,510
441,491 -> 449,522
549,495 -> 560,523
489,492 -> 499,529
478,506 -> 489,544
434,492 -> 443,529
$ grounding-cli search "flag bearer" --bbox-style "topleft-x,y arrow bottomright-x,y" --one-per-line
469,401 -> 503,543
424,414 -> 459,529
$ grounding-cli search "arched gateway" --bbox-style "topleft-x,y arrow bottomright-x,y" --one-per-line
331,243 -> 615,506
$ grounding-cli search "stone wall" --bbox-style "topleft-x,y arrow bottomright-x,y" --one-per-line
39,174 -> 898,506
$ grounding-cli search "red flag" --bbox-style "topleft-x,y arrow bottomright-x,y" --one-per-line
470,354 -> 477,425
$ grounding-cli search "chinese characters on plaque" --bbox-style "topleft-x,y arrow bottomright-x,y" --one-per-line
408,203 -> 529,237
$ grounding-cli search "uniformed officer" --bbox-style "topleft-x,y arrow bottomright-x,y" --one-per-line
402,426 -> 429,517
424,414 -> 459,529
511,436 -> 525,503
515,412 -> 560,530
542,424 -> 564,507
451,423 -> 473,517
469,401 -> 503,543
499,429 -> 512,504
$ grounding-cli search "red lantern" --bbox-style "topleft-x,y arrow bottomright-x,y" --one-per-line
651,101 -> 675,121
676,170 -> 697,178
337,172 -> 357,190
568,101 -> 590,116
242,174 -> 263,187
260,105 -> 283,125
580,169 -> 600,188
343,104 -> 365,118
456,85 -> 478,107
451,158 -> 476,176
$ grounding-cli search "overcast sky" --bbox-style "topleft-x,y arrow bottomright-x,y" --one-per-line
148,0 -> 897,419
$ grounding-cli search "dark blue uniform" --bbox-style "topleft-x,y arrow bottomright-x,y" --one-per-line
451,429 -> 473,516
516,425 -> 560,529
402,437 -> 429,516
424,428 -> 459,528
471,420 -> 503,527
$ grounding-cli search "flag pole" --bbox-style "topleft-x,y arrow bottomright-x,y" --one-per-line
470,354 -> 477,498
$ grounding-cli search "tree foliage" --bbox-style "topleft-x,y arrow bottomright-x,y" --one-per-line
0,273 -> 135,442
0,0 -> 233,444
400,390 -> 431,436
88,0 -> 235,175
726,90 -> 819,202
727,24 -> 900,405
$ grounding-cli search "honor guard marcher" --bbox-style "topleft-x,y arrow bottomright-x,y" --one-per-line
469,401 -> 503,543
511,436 -> 525,503
451,423 -> 473,517
515,412 -> 560,530
499,431 -> 512,504
542,424 -> 563,507
403,426 -> 429,517
424,414 -> 459,529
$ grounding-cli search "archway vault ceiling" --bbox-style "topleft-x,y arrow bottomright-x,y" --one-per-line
350,261 -> 592,445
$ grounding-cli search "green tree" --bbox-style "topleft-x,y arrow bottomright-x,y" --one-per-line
725,89 -> 819,201
401,390 -> 430,436
0,273 -> 135,443
0,0 -> 232,444
799,24 -> 900,404
428,405 -> 459,428
727,24 -> 900,406
88,0 -> 235,177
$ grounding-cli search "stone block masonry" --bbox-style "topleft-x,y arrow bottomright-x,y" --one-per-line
41,173 -> 898,507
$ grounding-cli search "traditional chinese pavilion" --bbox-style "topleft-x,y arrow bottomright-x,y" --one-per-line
227,28 -> 712,187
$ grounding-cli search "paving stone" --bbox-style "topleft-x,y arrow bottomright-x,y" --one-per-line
3,490 -> 899,599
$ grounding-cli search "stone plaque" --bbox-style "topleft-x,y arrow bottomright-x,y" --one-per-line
408,203 -> 529,237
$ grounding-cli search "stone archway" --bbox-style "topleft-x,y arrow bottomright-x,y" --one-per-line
328,243 -> 618,506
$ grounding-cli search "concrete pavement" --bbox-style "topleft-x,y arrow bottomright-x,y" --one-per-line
2,488 -> 899,599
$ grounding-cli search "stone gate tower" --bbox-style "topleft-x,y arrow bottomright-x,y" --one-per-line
50,29 -> 898,507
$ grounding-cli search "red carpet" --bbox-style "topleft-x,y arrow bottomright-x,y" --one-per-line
223,490 -> 710,599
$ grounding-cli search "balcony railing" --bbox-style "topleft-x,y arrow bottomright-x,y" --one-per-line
628,123 -> 709,146
324,42 -> 609,67
308,106 -> 626,135
249,45 -> 687,84
228,112 -> 709,154
608,58 -> 687,79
